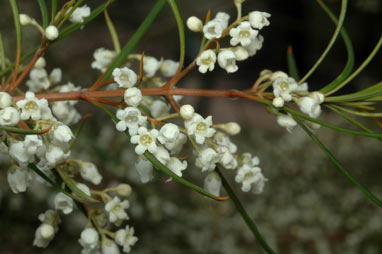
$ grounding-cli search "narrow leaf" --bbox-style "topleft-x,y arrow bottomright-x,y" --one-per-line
296,119 -> 382,207
168,0 -> 185,73
51,0 -> 57,24
104,9 -> 121,53
283,106 -> 382,139
216,167 -> 276,254
0,125 -> 51,134
299,0 -> 347,84
38,0 -> 49,28
325,82 -> 382,103
102,0 -> 168,81
287,45 -> 300,80
318,0 -> 354,94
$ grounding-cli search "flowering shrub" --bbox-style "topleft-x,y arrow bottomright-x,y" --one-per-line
0,0 -> 381,253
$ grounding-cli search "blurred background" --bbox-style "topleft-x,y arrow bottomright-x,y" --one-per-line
0,0 -> 381,253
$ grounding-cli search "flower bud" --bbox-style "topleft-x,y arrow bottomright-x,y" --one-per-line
0,92 -> 13,108
180,104 -> 194,120
115,184 -> 132,197
272,97 -> 284,108
45,25 -> 59,40
19,14 -> 33,25
217,122 -> 241,135
34,57 -> 46,69
232,46 -> 249,61
186,16 -> 203,32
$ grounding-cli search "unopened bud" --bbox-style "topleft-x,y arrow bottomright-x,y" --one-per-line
186,16 -> 203,32
232,46 -> 249,61
45,25 -> 59,40
272,97 -> 284,108
115,184 -> 132,197
19,14 -> 33,25
217,122 -> 241,135
34,57 -> 46,69
180,104 -> 194,120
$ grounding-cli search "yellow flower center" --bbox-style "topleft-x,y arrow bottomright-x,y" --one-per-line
25,101 -> 39,111
140,134 -> 152,145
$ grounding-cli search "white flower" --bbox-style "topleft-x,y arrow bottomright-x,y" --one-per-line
91,48 -> 116,72
214,132 -> 237,153
217,50 -> 238,73
204,171 -> 221,196
49,68 -> 62,85
19,14 -> 33,26
232,46 -> 249,61
0,107 -> 20,126
115,184 -> 132,197
105,197 -> 130,226
153,146 -> 170,165
0,92 -> 13,108
115,225 -> 138,253
135,157 -> 154,183
33,223 -> 55,248
186,113 -> 216,144
143,56 -> 162,78
195,148 -> 219,172
23,135 -> 44,155
112,67 -> 137,88
164,133 -> 187,155
186,16 -> 203,32
158,123 -> 180,144
52,101 -> 81,126
131,127 -> 159,155
7,167 -> 33,193
203,12 -> 230,39
245,35 -> 264,57
54,192 -> 74,214
76,183 -> 91,196
248,11 -> 271,30
16,91 -> 53,120
53,125 -> 74,143
272,77 -> 298,102
235,164 -> 267,193
26,68 -> 50,91
166,157 -> 187,177
69,5 -> 91,23
229,21 -> 258,47
9,141 -> 34,164
80,162 -> 102,185
299,97 -> 321,118
79,227 -> 99,251
116,107 -> 147,135
45,25 -> 59,40
160,59 -> 179,77
218,146 -> 238,170
272,96 -> 284,108
102,239 -> 120,254
34,57 -> 46,69
124,87 -> 142,107
149,100 -> 170,118
46,145 -> 70,166
179,104 -> 194,120
196,50 -> 216,73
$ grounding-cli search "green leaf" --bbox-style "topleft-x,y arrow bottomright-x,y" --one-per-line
325,105 -> 375,135
102,0 -> 168,81
168,0 -> 185,73
283,106 -> 382,139
296,119 -> 382,207
38,0 -> 49,28
28,163 -> 77,200
0,125 -> 51,135
55,168 -> 99,203
299,0 -> 347,84
325,82 -> 382,103
104,9 -> 121,53
58,1 -> 111,40
318,0 -> 354,94
216,167 -> 276,254
0,33 -> 6,72
325,35 -> 382,96
286,45 -> 300,80
51,0 -> 57,24
9,0 -> 22,55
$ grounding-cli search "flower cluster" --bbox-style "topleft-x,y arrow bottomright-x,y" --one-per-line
188,10 -> 270,74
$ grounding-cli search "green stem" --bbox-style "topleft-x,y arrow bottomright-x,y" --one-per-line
216,167 -> 276,254
168,0 -> 185,73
